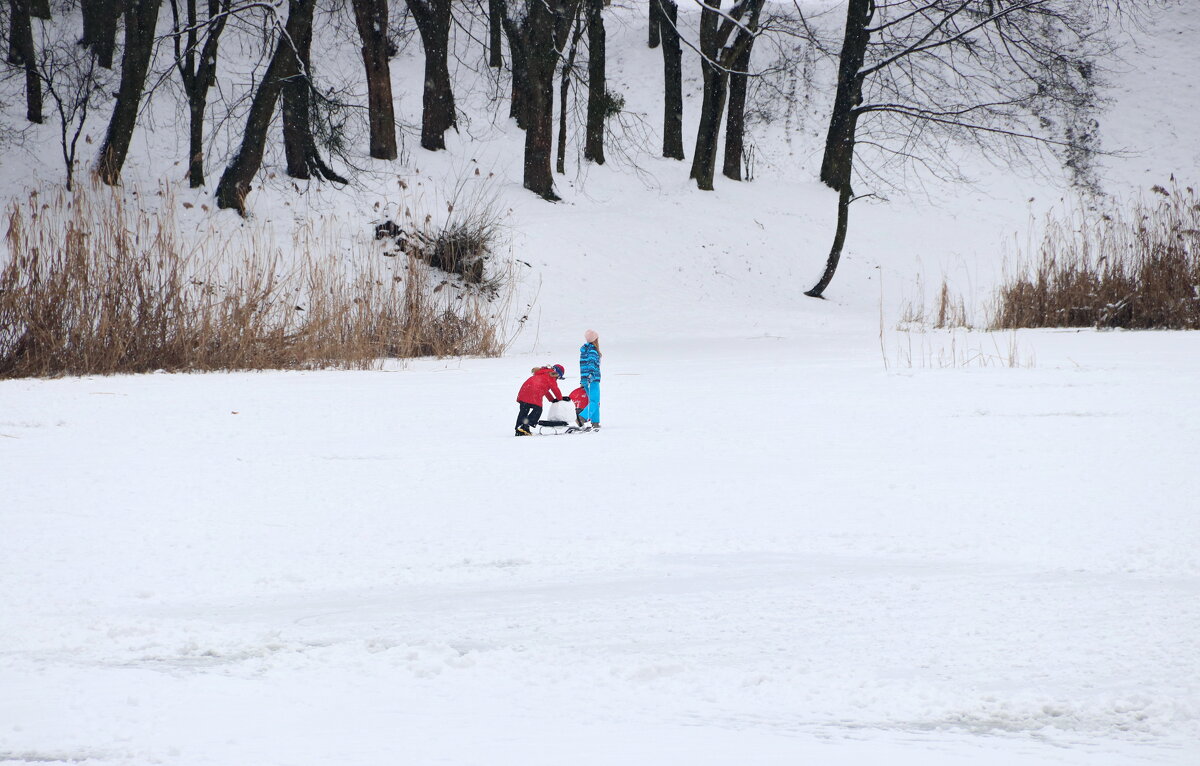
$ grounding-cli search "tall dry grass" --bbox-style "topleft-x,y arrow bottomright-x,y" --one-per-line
888,328 -> 1034,369
991,183 -> 1200,330
899,274 -> 969,329
0,182 -> 510,378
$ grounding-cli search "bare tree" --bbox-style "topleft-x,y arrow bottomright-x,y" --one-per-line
34,36 -> 113,189
81,0 -> 122,68
7,0 -> 23,64
168,0 -> 230,187
555,9 -> 586,174
582,0 -> 604,164
488,0 -> 502,67
216,0 -> 316,213
690,0 -> 764,191
349,0 -> 396,159
279,0 -> 346,181
406,0 -> 456,151
500,0 -> 575,199
96,0 -> 162,185
721,21 -> 756,180
647,0 -> 660,48
7,0 -> 42,123
806,0 -> 1126,298
657,0 -> 683,160
502,2 -> 529,128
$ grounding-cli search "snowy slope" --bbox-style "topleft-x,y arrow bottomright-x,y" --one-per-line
3,2 -> 1200,765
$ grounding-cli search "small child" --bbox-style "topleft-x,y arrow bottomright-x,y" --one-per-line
515,364 -> 565,436
566,385 -> 589,428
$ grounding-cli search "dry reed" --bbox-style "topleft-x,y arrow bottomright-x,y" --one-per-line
899,275 -> 970,329
0,182 -> 510,378
991,183 -> 1200,330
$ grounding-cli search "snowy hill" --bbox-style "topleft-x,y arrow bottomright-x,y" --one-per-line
2,2 -> 1196,342
2,2 -> 1199,765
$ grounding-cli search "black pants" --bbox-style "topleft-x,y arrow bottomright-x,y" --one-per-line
516,402 -> 542,433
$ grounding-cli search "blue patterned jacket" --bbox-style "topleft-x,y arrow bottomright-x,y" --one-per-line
579,342 -> 601,382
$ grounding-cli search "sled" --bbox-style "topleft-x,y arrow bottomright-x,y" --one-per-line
537,400 -> 578,435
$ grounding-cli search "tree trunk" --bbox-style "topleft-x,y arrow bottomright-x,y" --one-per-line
280,0 -> 346,181
808,0 -> 871,297
21,19 -> 41,124
407,0 -> 456,151
806,184 -> 852,298
29,0 -> 47,17
82,0 -> 122,68
557,14 -> 583,174
647,0 -> 660,49
556,13 -> 585,175
351,0 -> 397,159
81,0 -> 101,47
690,64 -> 727,190
659,0 -> 683,160
96,0 -> 162,185
722,30 -> 754,181
488,0 -> 503,67
583,0 -> 605,164
280,0 -> 314,177
689,0 -> 731,190
173,0 -> 230,187
8,0 -> 42,123
501,0 -> 567,199
819,0 -> 872,192
556,61 -> 569,174
216,0 -> 316,214
187,97 -> 208,184
523,0 -> 558,199
7,0 -> 25,65
690,0 -> 762,189
510,44 -> 529,128
190,1 -> 225,186
502,11 -> 529,128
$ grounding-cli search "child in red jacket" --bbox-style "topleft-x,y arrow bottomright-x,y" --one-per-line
566,386 -> 589,428
515,364 -> 565,436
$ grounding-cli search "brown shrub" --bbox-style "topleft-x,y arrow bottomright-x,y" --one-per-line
373,181 -> 504,287
991,183 -> 1200,330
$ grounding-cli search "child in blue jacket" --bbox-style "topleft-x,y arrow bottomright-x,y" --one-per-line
579,330 -> 602,429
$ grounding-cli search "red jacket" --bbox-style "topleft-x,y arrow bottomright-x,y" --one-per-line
517,368 -> 563,405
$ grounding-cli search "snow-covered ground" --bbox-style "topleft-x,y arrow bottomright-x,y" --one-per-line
3,1 -> 1200,764
3,329 -> 1200,765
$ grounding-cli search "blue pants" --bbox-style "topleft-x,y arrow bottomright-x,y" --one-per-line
580,379 -> 600,424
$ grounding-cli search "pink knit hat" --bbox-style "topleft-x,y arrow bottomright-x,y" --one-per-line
584,329 -> 598,343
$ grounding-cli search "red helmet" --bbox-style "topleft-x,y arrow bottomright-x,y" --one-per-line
551,364 -> 565,379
